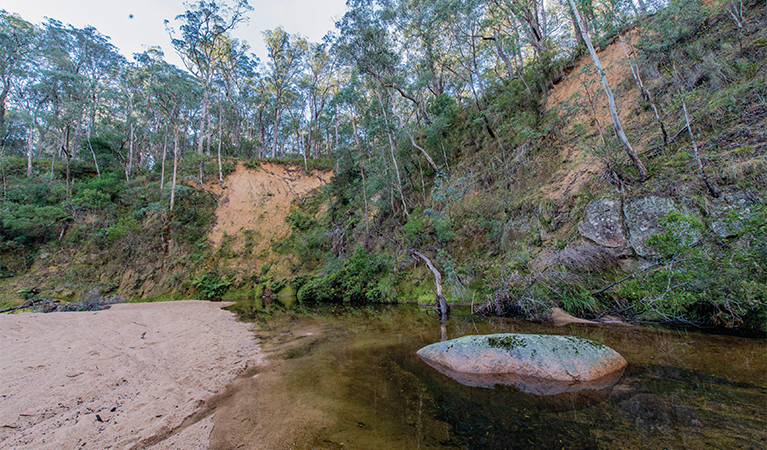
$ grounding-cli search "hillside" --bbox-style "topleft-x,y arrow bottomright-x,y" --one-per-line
1,0 -> 765,332
269,1 -> 767,332
206,162 -> 332,280
0,161 -> 330,306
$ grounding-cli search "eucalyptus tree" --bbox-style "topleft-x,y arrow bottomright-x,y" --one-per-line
335,0 -> 429,123
302,41 -> 338,159
35,20 -> 124,193
567,0 -> 648,181
336,0 -> 444,175
490,0 -> 549,58
214,36 -> 258,157
167,0 -> 252,156
116,64 -> 142,180
136,48 -> 199,213
330,73 -> 374,234
0,12 -> 40,175
0,11 -> 36,140
12,71 -> 49,176
262,26 -> 307,158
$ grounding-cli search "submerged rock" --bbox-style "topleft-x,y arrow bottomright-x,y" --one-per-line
417,333 -> 627,395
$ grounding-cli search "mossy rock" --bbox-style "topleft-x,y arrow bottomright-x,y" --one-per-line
417,333 -> 627,395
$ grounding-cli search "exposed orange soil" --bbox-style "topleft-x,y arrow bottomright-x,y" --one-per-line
207,162 -> 332,272
542,33 -> 644,198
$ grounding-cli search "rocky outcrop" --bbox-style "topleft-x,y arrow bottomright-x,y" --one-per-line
578,197 -> 627,248
707,191 -> 756,238
623,196 -> 684,257
417,333 -> 627,395
577,196 -> 711,258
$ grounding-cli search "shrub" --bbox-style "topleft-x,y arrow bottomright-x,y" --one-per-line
192,271 -> 233,301
297,246 -> 392,305
620,208 -> 767,331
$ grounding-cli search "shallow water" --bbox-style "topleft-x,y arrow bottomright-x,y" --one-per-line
215,304 -> 767,449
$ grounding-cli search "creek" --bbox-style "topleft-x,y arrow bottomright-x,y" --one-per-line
212,303 -> 766,449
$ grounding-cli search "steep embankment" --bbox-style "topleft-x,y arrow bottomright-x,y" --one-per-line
542,31 -> 642,199
204,162 -> 332,279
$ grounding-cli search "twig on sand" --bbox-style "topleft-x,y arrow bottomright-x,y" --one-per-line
0,298 -> 56,314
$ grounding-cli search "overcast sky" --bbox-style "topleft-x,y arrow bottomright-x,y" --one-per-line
0,0 -> 349,68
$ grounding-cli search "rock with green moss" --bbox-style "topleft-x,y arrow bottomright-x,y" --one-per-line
417,333 -> 627,394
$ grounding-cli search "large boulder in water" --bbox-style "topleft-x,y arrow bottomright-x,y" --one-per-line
417,334 -> 627,395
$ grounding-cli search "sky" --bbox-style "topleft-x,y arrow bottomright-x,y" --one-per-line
0,0 -> 349,69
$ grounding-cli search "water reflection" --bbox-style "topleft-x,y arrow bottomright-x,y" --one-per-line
217,305 -> 766,450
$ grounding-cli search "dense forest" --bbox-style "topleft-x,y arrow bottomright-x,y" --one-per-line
0,0 -> 765,332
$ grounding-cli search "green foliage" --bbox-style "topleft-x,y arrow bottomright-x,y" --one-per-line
1,202 -> 68,245
85,135 -> 123,171
297,246 -> 392,305
432,214 -> 455,245
402,209 -> 427,248
269,278 -> 288,294
645,211 -> 704,259
561,293 -> 600,315
168,185 -> 217,244
192,271 -> 233,301
638,0 -> 711,53
424,93 -> 457,148
104,216 -> 140,244
286,211 -> 316,231
620,208 -> 767,331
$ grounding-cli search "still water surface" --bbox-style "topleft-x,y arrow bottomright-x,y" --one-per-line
214,304 -> 766,449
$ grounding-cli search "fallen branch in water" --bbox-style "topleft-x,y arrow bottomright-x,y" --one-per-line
412,250 -> 449,321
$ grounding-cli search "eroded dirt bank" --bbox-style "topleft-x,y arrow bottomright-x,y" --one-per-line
0,301 -> 262,450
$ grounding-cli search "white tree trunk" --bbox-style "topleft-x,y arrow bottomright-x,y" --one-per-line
568,0 -> 648,181
199,88 -> 208,155
160,131 -> 167,192
170,123 -> 179,214
217,109 -> 224,186
26,128 -> 34,177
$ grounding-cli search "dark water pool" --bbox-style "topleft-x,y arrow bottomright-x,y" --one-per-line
215,304 -> 766,449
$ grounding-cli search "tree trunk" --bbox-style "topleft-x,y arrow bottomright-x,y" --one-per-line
494,31 -> 515,79
413,251 -> 449,321
160,131 -> 167,192
618,34 -> 668,146
26,128 -> 34,177
170,123 -> 179,214
0,92 -> 6,132
60,126 -> 72,197
206,97 -> 212,157
199,87 -> 208,155
675,65 -> 719,198
217,108 -> 224,186
87,134 -> 100,178
391,107 -> 439,172
352,115 -> 370,236
568,0 -> 648,181
271,106 -> 281,158
377,93 -> 408,218
127,122 -> 134,182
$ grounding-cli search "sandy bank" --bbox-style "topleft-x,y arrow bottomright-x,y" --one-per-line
0,301 -> 262,450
